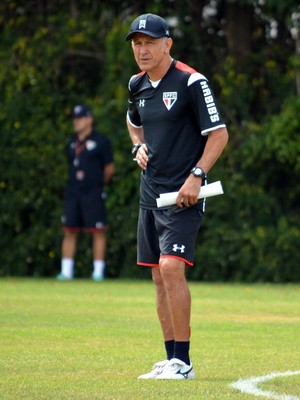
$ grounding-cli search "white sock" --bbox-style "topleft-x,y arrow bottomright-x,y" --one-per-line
93,260 -> 105,278
61,258 -> 74,279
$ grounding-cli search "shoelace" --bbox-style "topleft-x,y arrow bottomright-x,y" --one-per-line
166,363 -> 182,371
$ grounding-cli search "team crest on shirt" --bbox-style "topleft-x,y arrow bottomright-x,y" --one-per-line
163,92 -> 177,110
86,140 -> 97,150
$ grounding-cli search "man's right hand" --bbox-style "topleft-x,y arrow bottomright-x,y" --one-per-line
136,143 -> 148,170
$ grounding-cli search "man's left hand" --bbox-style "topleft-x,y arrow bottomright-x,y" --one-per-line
176,175 -> 202,208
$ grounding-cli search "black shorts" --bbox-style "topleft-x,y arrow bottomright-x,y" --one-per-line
137,206 -> 204,267
62,187 -> 107,231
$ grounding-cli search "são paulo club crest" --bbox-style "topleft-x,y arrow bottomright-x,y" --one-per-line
86,140 -> 97,151
163,92 -> 177,110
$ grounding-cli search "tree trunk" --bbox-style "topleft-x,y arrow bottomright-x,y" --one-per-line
223,2 -> 254,67
187,0 -> 206,39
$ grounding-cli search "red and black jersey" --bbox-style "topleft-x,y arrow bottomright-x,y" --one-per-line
65,130 -> 113,194
127,60 -> 226,209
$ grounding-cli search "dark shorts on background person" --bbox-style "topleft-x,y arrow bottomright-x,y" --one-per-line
62,187 -> 107,231
137,206 -> 204,267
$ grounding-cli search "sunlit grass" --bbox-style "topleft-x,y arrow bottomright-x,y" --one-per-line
0,279 -> 299,399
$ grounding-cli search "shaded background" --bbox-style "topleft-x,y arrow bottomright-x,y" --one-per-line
1,0 -> 299,281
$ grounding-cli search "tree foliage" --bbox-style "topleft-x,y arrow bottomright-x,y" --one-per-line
1,0 -> 299,281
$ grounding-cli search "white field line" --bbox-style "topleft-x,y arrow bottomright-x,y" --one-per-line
230,370 -> 300,400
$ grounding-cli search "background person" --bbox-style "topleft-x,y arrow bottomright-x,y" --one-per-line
57,104 -> 115,281
125,13 -> 228,379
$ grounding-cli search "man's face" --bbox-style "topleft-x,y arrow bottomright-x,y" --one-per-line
131,33 -> 171,73
73,116 -> 92,134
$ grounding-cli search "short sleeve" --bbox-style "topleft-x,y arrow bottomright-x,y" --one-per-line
188,74 -> 226,135
127,75 -> 142,127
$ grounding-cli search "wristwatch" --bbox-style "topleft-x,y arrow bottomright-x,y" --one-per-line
131,143 -> 142,155
190,166 -> 206,179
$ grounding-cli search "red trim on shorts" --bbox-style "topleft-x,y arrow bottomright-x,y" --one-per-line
63,226 -> 108,233
138,256 -> 194,268
137,262 -> 159,267
84,226 -> 108,233
63,227 -> 81,232
160,255 -> 194,267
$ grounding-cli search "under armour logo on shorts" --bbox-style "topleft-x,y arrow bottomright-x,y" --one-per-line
173,244 -> 185,253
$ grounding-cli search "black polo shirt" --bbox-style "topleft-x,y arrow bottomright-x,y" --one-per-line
65,130 -> 113,194
127,60 -> 226,209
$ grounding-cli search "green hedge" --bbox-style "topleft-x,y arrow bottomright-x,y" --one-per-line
1,2 -> 299,281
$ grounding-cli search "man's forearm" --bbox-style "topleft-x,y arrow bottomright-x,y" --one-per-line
196,127 -> 228,173
126,117 -> 144,145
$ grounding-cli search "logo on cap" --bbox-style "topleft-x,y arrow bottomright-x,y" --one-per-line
72,104 -> 92,118
139,19 -> 146,29
74,105 -> 83,114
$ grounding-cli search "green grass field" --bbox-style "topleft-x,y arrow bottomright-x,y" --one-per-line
0,279 -> 299,400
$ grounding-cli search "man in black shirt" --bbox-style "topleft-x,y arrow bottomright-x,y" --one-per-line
57,105 -> 115,281
126,14 -> 228,379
